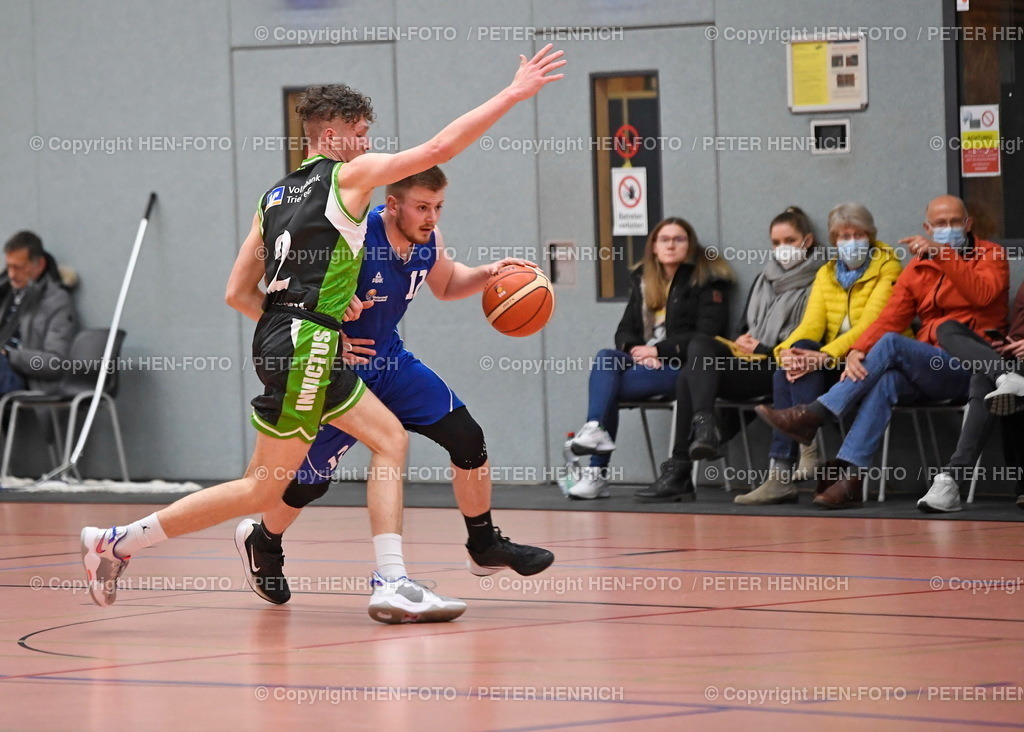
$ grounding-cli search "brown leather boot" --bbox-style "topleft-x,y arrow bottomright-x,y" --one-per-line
754,404 -> 823,446
815,459 -> 849,494
812,476 -> 863,509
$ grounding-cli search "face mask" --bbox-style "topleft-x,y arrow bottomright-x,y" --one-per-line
932,226 -> 967,250
773,244 -> 807,270
836,238 -> 870,269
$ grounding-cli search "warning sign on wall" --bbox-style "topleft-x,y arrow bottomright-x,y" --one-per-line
611,167 -> 648,236
960,104 -> 1001,178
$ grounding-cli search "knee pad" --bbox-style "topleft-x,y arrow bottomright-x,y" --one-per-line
282,478 -> 330,509
410,407 -> 488,470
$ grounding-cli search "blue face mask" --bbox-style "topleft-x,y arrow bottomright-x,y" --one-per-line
932,226 -> 967,250
836,238 -> 870,269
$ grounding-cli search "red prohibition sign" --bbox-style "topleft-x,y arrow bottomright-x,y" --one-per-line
981,110 -> 995,128
614,124 -> 641,159
618,174 -> 642,208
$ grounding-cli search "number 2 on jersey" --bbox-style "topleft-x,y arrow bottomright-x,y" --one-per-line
267,230 -> 292,293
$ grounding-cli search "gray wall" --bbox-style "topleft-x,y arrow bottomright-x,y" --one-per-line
4,0 -> 986,486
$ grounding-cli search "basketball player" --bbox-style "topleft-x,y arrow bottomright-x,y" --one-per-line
80,46 -> 566,623
233,166 -> 554,613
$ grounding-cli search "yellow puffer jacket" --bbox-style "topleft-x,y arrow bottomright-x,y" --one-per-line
774,241 -> 904,361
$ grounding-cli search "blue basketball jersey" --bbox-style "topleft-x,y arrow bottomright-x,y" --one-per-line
342,205 -> 437,374
297,205 -> 462,485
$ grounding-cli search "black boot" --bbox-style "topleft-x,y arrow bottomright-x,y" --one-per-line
688,411 -> 722,460
635,458 -> 695,503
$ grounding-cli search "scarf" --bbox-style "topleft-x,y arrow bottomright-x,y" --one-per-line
745,247 -> 825,346
835,257 -> 868,291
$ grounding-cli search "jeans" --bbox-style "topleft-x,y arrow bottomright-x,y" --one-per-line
0,352 -> 25,395
586,348 -> 680,468
769,340 -> 839,461
817,332 -> 972,468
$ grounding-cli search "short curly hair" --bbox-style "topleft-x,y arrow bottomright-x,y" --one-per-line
295,84 -> 375,129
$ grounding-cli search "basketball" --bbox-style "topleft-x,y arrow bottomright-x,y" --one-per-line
481,264 -> 555,337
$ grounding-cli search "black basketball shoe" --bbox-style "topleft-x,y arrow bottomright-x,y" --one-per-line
467,527 -> 554,577
235,519 -> 290,604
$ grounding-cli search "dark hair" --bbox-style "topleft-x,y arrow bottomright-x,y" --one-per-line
295,84 -> 375,128
4,231 -> 44,260
770,206 -> 813,238
386,167 -> 448,200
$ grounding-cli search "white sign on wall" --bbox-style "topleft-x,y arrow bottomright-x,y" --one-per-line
611,167 -> 648,236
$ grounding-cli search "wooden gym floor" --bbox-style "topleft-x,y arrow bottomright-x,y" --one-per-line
1,502 -> 1022,730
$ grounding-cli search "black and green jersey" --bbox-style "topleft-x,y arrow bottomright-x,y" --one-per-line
257,154 -> 368,324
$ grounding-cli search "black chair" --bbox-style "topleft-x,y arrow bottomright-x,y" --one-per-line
618,397 -> 677,480
1,329 -> 129,481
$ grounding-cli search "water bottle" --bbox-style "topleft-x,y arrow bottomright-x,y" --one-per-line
558,432 -> 581,496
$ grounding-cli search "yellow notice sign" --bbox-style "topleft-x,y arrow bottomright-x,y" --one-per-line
961,105 -> 1001,177
792,42 -> 829,107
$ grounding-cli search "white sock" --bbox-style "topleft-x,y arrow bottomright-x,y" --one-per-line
373,533 -> 406,580
114,513 -> 168,558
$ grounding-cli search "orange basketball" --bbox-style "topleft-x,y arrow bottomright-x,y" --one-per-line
482,264 -> 555,337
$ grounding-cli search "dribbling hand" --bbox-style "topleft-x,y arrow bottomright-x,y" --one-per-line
486,257 -> 538,278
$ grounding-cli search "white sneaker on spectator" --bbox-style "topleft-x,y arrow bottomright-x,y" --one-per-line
917,472 -> 962,513
570,422 -> 615,455
568,466 -> 610,499
985,372 -> 1024,416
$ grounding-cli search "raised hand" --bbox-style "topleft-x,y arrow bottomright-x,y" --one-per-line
508,44 -> 566,101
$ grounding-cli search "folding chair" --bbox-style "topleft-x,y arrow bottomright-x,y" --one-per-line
618,398 -> 676,481
1,329 -> 129,481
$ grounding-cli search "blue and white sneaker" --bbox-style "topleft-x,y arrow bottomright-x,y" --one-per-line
367,572 -> 466,624
80,526 -> 131,606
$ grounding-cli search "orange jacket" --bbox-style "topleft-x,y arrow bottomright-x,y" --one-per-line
852,237 -> 1009,353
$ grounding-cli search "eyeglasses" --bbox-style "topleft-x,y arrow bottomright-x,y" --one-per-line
656,236 -> 687,244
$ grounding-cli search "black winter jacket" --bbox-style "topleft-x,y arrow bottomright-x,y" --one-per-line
614,264 -> 731,360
